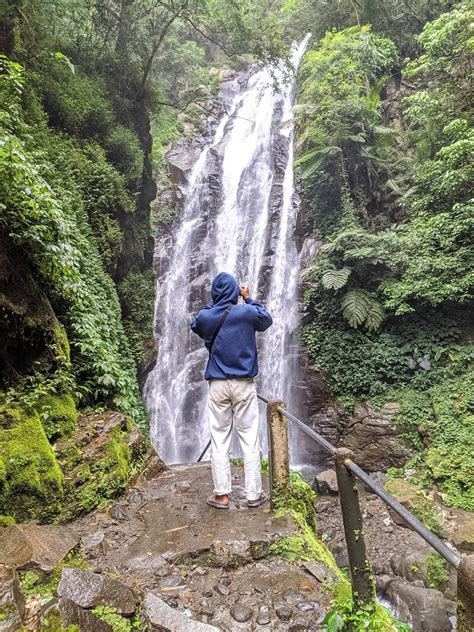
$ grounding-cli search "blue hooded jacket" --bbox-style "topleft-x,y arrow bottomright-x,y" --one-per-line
191,272 -> 273,380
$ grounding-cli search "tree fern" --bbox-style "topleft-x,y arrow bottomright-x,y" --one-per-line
341,289 -> 385,330
364,299 -> 386,331
321,267 -> 352,290
341,289 -> 372,328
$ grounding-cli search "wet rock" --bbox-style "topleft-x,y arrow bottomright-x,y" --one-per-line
144,591 -> 219,631
276,605 -> 293,621
364,471 -> 388,492
109,504 -> 130,522
303,561 -> 339,584
160,574 -> 184,589
316,500 -> 331,514
376,574 -> 395,592
214,583 -> 229,596
341,402 -> 411,472
289,620 -> 307,632
256,605 -> 271,625
298,579 -> 316,593
230,605 -> 253,623
0,524 -> 79,571
166,144 -> 202,184
143,453 -> 167,480
313,469 -> 338,495
80,531 -> 105,557
386,579 -> 452,632
452,519 -> 474,552
0,565 -> 24,632
209,540 -> 251,569
57,568 -> 138,614
59,598 -> 112,632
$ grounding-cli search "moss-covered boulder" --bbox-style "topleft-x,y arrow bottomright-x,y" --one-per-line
0,403 -> 63,522
56,411 -> 149,520
35,392 -> 78,442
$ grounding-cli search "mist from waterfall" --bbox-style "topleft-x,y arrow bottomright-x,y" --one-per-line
144,37 -> 310,463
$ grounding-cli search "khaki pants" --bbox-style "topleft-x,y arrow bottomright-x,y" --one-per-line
208,378 -> 263,501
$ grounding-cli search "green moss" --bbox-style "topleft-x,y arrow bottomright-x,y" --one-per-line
35,392 -> 77,442
59,424 -> 136,519
19,551 -> 90,605
0,515 -> 15,527
270,472 -> 341,575
0,403 -> 63,522
92,606 -> 132,632
39,611 -> 79,631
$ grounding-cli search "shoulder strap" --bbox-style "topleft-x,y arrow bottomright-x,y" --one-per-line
209,305 -> 232,353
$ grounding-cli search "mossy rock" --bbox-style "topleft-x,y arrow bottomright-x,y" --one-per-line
35,392 -> 77,442
0,403 -> 63,522
56,411 -> 149,519
0,230 -> 71,385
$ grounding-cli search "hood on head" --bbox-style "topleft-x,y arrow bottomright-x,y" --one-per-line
211,272 -> 239,305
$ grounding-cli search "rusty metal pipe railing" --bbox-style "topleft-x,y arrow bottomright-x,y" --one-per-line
256,393 -> 461,569
197,390 -> 471,624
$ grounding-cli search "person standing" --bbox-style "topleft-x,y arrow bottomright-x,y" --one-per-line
191,272 -> 273,509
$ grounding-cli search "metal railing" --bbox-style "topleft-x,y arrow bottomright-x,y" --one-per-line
197,392 -> 474,629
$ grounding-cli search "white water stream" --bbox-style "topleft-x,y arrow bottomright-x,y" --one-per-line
144,38 -> 310,463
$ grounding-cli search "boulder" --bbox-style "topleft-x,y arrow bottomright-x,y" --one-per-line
143,592 -> 219,631
59,598 -> 112,632
386,579 -> 452,632
0,565 -> 24,632
452,520 -> 474,552
0,524 -> 79,571
313,469 -> 338,495
389,533 -> 452,593
165,143 -> 202,184
57,568 -> 138,614
341,402 -> 411,472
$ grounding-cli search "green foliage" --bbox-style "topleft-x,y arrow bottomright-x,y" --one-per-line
384,368 -> 474,510
326,581 -> 410,632
104,125 -> 144,186
296,26 -> 398,234
37,65 -> 114,139
0,402 -> 63,522
426,552 -> 449,589
0,56 -> 146,427
118,271 -> 155,366
19,550 -> 90,607
92,606 -> 139,632
299,3 -> 473,513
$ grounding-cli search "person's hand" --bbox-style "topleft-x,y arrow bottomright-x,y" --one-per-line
240,284 -> 250,301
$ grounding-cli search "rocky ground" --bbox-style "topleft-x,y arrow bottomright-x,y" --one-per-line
313,468 -> 474,632
1,460 -> 473,631
0,464 -> 338,631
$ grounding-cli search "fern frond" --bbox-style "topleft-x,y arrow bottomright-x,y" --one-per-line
341,289 -> 372,328
321,267 -> 352,290
364,300 -> 386,331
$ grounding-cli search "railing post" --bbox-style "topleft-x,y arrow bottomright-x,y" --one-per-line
457,554 -> 474,631
334,447 -> 375,610
266,400 -> 290,510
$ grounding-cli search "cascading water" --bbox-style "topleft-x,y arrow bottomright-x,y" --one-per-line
144,37 -> 311,464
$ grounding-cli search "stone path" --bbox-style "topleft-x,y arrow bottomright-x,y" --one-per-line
69,462 -> 333,630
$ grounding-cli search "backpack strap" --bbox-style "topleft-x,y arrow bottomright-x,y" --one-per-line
208,305 -> 232,353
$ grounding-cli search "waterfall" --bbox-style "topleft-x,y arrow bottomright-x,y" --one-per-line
144,37 -> 310,464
